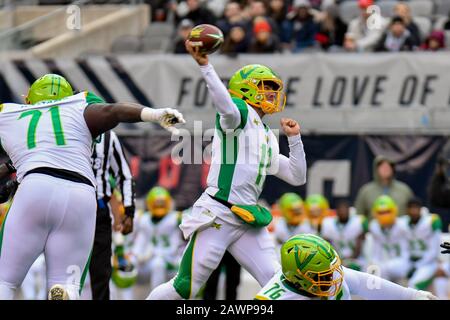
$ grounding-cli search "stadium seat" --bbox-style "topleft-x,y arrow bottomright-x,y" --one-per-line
377,0 -> 398,18
434,15 -> 449,29
445,30 -> 450,47
413,16 -> 432,41
111,35 -> 142,54
141,22 -> 174,53
409,0 -> 434,17
435,0 -> 450,17
338,1 -> 360,24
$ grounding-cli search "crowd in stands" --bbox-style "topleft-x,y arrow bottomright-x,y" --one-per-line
165,0 -> 450,54
6,0 -> 450,54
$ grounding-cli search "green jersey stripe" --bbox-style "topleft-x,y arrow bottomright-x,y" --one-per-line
174,231 -> 198,299
79,249 -> 92,295
214,98 -> 248,201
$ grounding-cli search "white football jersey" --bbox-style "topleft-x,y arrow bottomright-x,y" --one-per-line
274,218 -> 315,244
399,213 -> 442,261
132,211 -> 184,264
321,214 -> 368,259
255,270 -> 351,300
0,92 -> 97,186
205,98 -> 279,205
368,219 -> 409,261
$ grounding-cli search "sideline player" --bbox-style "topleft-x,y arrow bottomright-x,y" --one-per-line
274,193 -> 312,248
401,198 -> 449,298
255,234 -> 437,300
304,194 -> 330,234
148,41 -> 307,300
132,187 -> 184,291
367,195 -> 410,282
321,199 -> 368,271
0,74 -> 184,300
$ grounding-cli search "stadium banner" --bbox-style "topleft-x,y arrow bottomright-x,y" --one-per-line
120,134 -> 446,210
2,53 -> 450,134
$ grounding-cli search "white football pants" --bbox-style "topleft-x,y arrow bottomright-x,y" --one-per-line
147,214 -> 280,300
0,174 -> 96,300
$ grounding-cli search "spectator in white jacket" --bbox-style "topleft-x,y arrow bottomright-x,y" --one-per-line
346,0 -> 389,52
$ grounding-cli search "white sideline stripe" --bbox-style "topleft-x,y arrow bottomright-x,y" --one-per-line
53,59 -> 98,94
85,57 -> 136,103
25,60 -> 51,82
3,61 -> 30,99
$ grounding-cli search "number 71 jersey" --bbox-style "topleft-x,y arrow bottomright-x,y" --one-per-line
0,92 -> 98,186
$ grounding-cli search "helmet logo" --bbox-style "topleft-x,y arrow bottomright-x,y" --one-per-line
240,66 -> 258,80
293,245 -> 316,271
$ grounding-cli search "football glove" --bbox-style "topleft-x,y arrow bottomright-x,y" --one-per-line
141,108 -> 186,135
441,242 -> 450,254
413,290 -> 438,300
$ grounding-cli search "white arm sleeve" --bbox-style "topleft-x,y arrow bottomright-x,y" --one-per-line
344,267 -> 418,300
272,134 -> 307,186
199,63 -> 241,130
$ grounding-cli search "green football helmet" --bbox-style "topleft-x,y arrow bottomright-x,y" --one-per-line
279,193 -> 304,226
281,234 -> 343,297
372,195 -> 398,227
228,64 -> 286,114
111,266 -> 138,289
146,186 -> 172,218
26,74 -> 73,105
111,245 -> 138,289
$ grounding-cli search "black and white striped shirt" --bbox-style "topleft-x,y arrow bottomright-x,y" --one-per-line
92,131 -> 135,217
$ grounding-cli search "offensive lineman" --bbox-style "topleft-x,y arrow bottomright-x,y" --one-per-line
0,74 -> 184,300
255,234 -> 436,300
148,41 -> 307,299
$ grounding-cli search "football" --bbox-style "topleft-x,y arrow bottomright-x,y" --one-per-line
188,24 -> 224,55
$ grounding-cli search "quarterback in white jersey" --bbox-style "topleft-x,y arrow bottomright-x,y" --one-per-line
401,198 -> 449,298
321,200 -> 368,271
0,74 -> 185,300
256,234 -> 436,300
367,195 -> 410,282
132,187 -> 185,291
148,41 -> 307,300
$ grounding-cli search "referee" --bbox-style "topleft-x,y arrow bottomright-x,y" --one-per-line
90,130 -> 136,300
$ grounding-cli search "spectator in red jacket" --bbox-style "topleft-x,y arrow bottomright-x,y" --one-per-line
315,1 -> 348,51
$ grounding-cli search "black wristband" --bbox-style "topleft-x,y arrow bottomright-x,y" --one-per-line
124,206 -> 135,218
